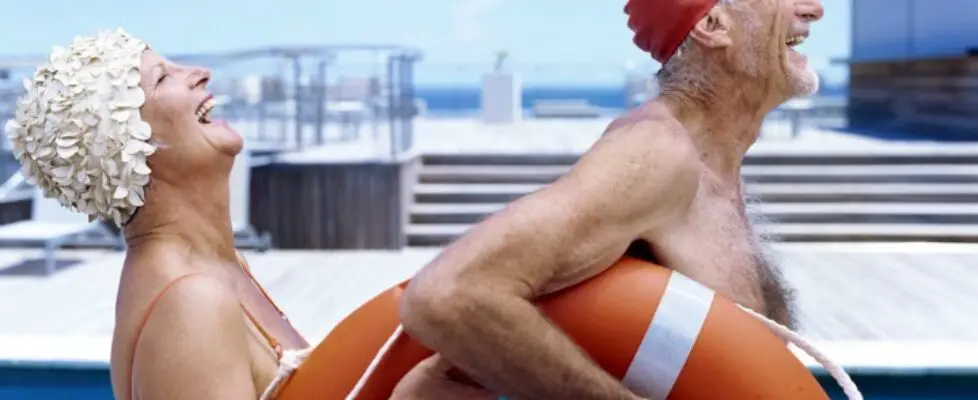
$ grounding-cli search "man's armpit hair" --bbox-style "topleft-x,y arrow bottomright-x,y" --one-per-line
745,193 -> 798,330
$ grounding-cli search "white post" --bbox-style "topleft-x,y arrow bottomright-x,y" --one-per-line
481,71 -> 522,124
481,51 -> 522,124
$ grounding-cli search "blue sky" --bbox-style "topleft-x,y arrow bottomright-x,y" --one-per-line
0,0 -> 850,85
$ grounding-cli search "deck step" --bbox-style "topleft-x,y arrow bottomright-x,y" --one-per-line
422,154 -> 580,166
410,202 -> 978,225
414,149 -> 978,246
414,183 -> 978,204
420,148 -> 978,167
418,164 -> 978,184
406,223 -> 978,247
420,165 -> 570,184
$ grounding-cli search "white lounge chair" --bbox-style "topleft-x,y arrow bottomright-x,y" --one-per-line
530,99 -> 602,119
230,148 -> 272,252
0,180 -> 120,275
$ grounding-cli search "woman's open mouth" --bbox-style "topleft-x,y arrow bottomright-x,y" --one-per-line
195,96 -> 216,124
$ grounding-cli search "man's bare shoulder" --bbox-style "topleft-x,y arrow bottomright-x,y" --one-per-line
567,104 -> 699,191
516,104 -> 699,236
477,103 -> 701,252
601,102 -> 693,152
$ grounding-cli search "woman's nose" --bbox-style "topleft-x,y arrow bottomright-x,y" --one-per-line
186,66 -> 211,88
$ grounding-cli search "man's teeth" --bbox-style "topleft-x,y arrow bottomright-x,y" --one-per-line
786,35 -> 806,47
195,98 -> 216,123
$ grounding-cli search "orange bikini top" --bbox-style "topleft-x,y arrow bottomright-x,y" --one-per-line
127,250 -> 290,399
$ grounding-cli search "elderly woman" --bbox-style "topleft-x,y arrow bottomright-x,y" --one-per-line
6,29 -> 492,399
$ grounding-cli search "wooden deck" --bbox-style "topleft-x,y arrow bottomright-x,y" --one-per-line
0,243 -> 976,343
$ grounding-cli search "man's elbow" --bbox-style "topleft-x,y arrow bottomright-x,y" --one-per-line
399,278 -> 474,346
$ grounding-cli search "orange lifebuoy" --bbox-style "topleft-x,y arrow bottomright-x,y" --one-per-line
272,257 -> 840,399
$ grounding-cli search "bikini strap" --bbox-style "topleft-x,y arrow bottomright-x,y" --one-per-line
241,305 -> 284,359
233,250 -> 285,358
128,272 -> 207,400
234,250 -> 289,317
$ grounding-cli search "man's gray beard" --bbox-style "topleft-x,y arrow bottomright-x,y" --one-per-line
792,63 -> 821,98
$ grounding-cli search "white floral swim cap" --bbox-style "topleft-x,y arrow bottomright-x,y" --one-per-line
4,28 -> 156,226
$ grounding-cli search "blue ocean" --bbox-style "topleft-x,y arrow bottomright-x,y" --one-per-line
413,84 -> 849,115
415,86 -> 629,113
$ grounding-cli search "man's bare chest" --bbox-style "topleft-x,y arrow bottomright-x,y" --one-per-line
641,191 -> 769,307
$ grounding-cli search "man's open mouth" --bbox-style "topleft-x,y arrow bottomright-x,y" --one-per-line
786,34 -> 807,48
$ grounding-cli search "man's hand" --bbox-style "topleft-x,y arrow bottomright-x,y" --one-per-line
391,354 -> 496,400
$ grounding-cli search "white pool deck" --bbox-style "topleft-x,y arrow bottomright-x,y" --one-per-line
0,243 -> 976,374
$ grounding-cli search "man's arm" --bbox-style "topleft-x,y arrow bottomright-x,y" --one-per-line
399,120 -> 700,400
134,275 -> 258,400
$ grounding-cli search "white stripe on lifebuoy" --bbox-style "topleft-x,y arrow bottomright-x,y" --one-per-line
622,271 -> 714,399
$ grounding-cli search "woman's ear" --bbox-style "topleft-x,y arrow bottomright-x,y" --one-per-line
687,8 -> 733,49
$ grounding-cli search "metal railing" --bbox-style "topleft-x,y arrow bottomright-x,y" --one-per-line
0,44 -> 424,161
0,53 -> 852,181
185,45 -> 423,158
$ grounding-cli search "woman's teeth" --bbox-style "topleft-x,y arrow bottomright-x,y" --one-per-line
195,98 -> 216,123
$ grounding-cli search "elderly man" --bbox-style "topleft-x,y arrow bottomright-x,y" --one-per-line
399,0 -> 825,399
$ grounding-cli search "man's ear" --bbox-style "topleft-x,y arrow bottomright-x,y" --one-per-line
687,7 -> 733,49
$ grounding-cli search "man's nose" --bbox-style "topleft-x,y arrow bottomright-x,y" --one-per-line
795,0 -> 824,22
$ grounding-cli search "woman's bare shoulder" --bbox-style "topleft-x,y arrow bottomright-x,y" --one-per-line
115,250 -> 213,327
115,258 -> 256,399
116,248 -> 241,342
111,251 -> 251,399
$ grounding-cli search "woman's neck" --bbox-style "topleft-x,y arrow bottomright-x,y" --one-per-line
124,180 -> 235,263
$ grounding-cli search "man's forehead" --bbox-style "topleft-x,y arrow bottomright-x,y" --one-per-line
718,0 -> 780,10
717,0 -> 786,18
720,0 -> 770,9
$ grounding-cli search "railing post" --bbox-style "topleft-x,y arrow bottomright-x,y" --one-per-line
0,171 -> 26,202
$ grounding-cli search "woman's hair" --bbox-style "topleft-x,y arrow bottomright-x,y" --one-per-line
4,28 -> 156,226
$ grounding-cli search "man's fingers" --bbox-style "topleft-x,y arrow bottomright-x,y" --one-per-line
416,353 -> 454,374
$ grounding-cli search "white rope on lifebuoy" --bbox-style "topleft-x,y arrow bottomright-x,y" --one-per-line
345,324 -> 405,400
738,305 -> 863,400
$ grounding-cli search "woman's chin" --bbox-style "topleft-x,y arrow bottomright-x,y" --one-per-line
201,121 -> 244,156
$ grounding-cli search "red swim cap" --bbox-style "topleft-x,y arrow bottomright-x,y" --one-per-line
625,0 -> 719,63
